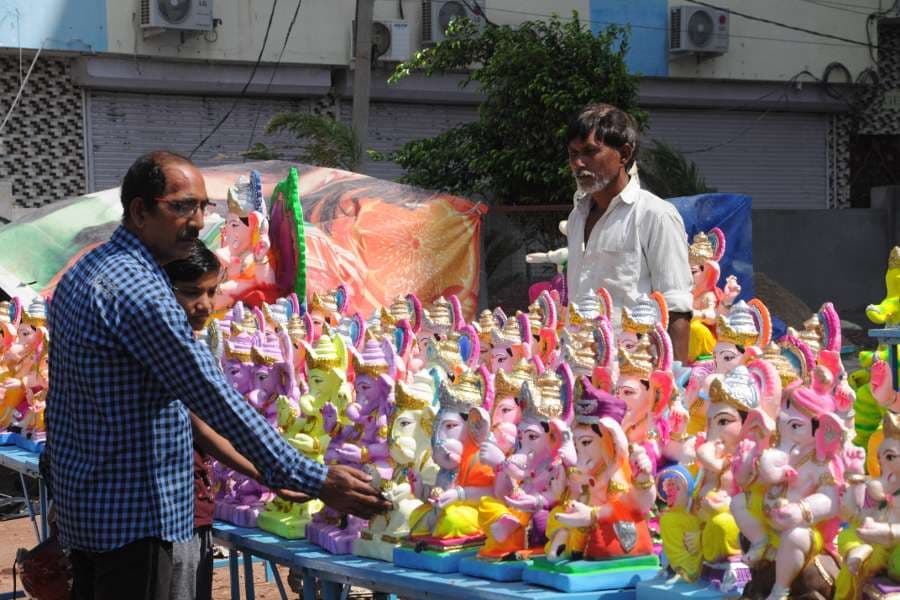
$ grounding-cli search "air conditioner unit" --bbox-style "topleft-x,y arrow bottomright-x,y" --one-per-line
422,0 -> 486,45
351,19 -> 412,63
669,6 -> 729,56
140,0 -> 213,34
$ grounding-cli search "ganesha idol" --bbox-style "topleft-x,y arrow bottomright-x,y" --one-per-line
485,312 -> 529,375
523,292 -> 560,367
598,324 -> 684,470
394,367 -> 496,573
835,412 -> 900,600
522,379 -> 660,593
256,332 -> 350,538
306,335 -> 397,554
458,364 -> 574,582
306,286 -> 349,344
214,171 -> 278,310
1,297 -> 49,445
477,359 -> 536,471
729,384 -> 846,600
684,299 -> 772,438
643,363 -> 780,598
353,370 -> 441,562
687,229 -> 742,364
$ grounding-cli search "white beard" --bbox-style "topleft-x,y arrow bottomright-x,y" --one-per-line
574,171 -> 611,196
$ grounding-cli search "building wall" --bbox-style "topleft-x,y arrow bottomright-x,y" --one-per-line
0,54 -> 85,207
105,0 -> 588,66
0,0 -> 106,52
589,0 -> 879,81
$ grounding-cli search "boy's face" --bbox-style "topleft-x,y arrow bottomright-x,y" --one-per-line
172,270 -> 220,331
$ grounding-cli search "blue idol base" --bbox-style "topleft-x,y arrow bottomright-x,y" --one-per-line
14,434 -> 44,453
523,556 -> 660,593
635,576 -> 743,599
458,556 -> 529,582
0,432 -> 16,446
393,546 -> 480,574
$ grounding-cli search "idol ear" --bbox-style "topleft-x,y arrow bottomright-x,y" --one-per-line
556,362 -> 575,424
468,406 -> 491,444
456,324 -> 480,368
704,260 -> 720,292
538,290 -> 557,330
747,298 -> 773,347
334,284 -> 349,314
739,408 -> 776,448
476,364 -> 494,414
745,358 -> 782,421
598,416 -> 629,468
448,295 -> 464,331
818,302 -> 842,353
8,297 -> 22,327
538,327 -> 558,363
593,316 -> 616,369
708,227 -> 727,262
493,307 -> 507,328
332,331 -> 348,371
815,413 -> 845,463
393,319 -> 414,357
650,291 -> 669,330
649,370 -> 675,418
592,366 -> 616,394
406,293 -> 423,334
596,287 -> 614,320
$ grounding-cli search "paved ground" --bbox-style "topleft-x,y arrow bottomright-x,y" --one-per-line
0,515 -> 304,599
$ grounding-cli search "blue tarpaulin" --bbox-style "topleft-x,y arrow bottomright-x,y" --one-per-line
669,193 -> 787,340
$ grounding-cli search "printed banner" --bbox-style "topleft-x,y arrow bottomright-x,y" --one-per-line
0,161 -> 486,318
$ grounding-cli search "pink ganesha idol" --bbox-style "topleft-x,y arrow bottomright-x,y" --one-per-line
730,384 -> 848,600
599,323 -> 685,470
687,228 -> 742,364
214,171 -> 278,310
306,334 -> 398,554
1,298 -> 49,445
522,377 -> 660,593
467,364 -> 575,570
684,298 -> 772,437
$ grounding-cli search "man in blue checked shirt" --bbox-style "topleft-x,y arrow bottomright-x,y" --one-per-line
45,151 -> 391,599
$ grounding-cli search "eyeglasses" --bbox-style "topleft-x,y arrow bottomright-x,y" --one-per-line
158,198 -> 217,218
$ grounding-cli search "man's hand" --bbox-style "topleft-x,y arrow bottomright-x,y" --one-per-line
274,488 -> 311,504
319,464 -> 393,519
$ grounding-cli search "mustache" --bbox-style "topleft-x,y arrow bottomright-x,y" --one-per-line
575,170 -> 596,179
176,227 -> 200,242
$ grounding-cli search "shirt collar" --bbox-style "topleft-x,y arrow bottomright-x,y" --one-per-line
109,225 -> 168,281
575,175 -> 640,209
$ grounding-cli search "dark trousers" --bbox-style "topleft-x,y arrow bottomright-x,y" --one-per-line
195,527 -> 214,600
69,537 -> 173,600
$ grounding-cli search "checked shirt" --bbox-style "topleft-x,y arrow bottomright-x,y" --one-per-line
45,226 -> 326,552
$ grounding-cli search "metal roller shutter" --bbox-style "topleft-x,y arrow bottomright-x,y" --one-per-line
87,91 -> 314,191
643,108 -> 828,209
340,100 -> 479,181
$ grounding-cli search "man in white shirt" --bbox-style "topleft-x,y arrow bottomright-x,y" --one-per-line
564,103 -> 693,362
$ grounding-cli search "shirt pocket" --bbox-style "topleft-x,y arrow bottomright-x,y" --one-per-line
588,223 -> 637,288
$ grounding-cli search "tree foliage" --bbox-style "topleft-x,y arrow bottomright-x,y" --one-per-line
388,13 -> 645,205
639,139 -> 715,199
257,112 -> 363,172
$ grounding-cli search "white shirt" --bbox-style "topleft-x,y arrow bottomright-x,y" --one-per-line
566,176 -> 693,329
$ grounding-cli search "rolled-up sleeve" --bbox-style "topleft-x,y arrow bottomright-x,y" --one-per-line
121,294 -> 327,497
644,204 -> 694,314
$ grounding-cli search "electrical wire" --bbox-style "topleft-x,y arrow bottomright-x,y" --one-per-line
682,0 -> 877,49
190,0 -> 279,159
0,45 -> 42,135
792,0 -> 874,16
487,6 -> 875,49
246,0 -> 303,153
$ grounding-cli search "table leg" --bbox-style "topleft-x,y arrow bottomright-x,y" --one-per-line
269,561 -> 288,600
38,480 -> 48,541
229,550 -> 240,600
243,550 -> 255,600
18,473 -> 38,543
320,580 -> 343,600
302,569 -> 317,600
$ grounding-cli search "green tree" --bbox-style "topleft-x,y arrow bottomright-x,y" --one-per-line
639,139 -> 715,198
388,13 -> 645,206
246,113 -> 363,172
